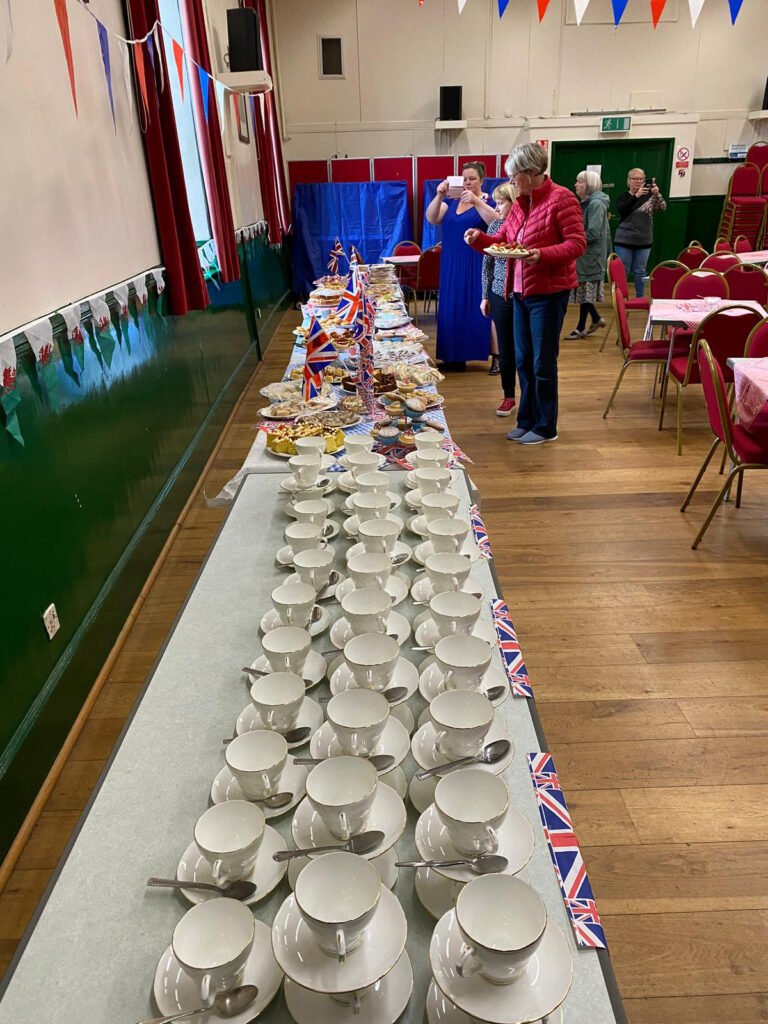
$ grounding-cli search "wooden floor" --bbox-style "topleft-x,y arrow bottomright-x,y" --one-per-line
3,302 -> 768,1023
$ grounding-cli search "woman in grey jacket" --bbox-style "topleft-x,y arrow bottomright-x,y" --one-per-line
613,168 -> 666,298
565,170 -> 611,339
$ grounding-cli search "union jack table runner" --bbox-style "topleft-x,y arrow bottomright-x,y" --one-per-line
528,752 -> 607,949
468,504 -> 493,559
442,439 -> 473,466
490,599 -> 532,697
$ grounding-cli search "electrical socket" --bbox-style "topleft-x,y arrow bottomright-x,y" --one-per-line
42,603 -> 60,640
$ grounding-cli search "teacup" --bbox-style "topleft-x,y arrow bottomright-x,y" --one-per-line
250,671 -> 306,732
327,688 -> 389,756
351,491 -> 397,524
344,633 -> 400,691
429,690 -> 494,760
261,626 -> 312,674
413,467 -> 452,497
288,454 -> 322,488
422,491 -> 461,524
347,451 -> 381,481
425,552 -> 474,595
271,581 -> 316,628
412,448 -> 449,471
290,483 -> 328,503
427,517 -> 470,554
292,548 -> 335,593
225,730 -> 288,799
285,522 -> 328,555
435,769 -> 508,856
292,499 -> 333,534
414,428 -> 444,451
341,587 -> 392,636
294,436 -> 327,458
193,800 -> 265,884
354,471 -> 390,496
358,517 -> 402,557
344,434 -> 375,454
455,876 -> 547,985
429,591 -> 482,637
435,635 -> 493,691
294,852 -> 381,962
305,755 -> 378,839
347,552 -> 392,591
172,899 -> 255,1006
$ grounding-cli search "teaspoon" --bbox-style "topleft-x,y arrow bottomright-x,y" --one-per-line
394,854 -> 508,874
222,726 -> 310,746
415,739 -> 511,781
146,877 -> 257,900
273,830 -> 384,862
135,983 -> 259,1024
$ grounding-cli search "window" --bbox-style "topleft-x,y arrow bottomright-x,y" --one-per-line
319,36 -> 343,79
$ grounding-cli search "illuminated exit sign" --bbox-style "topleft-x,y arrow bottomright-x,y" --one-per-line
600,116 -> 632,134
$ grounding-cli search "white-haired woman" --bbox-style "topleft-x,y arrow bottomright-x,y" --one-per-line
465,143 -> 585,445
565,170 -> 611,339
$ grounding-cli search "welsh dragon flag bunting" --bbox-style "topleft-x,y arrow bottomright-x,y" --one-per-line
0,337 -> 23,445
53,0 -> 78,114
25,320 -> 61,412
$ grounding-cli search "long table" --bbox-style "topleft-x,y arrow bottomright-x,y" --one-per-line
0,470 -> 625,1024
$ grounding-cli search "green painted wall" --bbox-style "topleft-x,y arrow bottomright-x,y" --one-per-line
0,237 -> 290,859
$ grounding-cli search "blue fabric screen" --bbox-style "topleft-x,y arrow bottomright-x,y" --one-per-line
421,178 -> 506,250
292,181 -> 413,295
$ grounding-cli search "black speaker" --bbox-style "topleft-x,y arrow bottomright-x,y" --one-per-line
227,9 -> 263,73
439,85 -> 462,122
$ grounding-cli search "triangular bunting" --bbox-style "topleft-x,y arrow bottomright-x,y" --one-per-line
152,24 -> 164,93
53,0 -> 77,114
122,41 -> 135,130
172,38 -> 185,101
96,21 -> 115,128
2,0 -> 13,64
688,0 -> 705,24
573,0 -> 590,23
197,65 -> 211,122
650,0 -> 667,25
232,91 -> 242,136
498,0 -> 510,13
457,0 -> 468,10
25,320 -> 60,412
134,41 -> 150,120
113,285 -> 130,319
214,80 -> 227,124
611,0 -> 630,23
537,0 -> 552,19
132,275 -> 148,305
0,337 -> 23,445
727,0 -> 743,22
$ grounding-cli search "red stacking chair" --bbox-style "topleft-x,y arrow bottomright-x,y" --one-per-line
701,252 -> 740,273
602,285 -> 688,418
415,245 -> 441,319
391,240 -> 421,310
714,237 -> 732,252
747,142 -> 768,171
744,318 -> 768,431
658,304 -> 764,455
734,235 -> 752,254
724,263 -> 768,304
673,270 -> 729,300
677,244 -> 708,270
602,253 -> 651,352
648,260 -> 688,300
680,339 -> 768,548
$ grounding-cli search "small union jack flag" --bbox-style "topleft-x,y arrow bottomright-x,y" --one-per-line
305,316 -> 338,373
349,244 -> 363,265
336,267 -> 363,326
327,237 -> 346,275
302,366 -> 323,401
490,599 -> 532,697
468,504 -> 493,559
527,753 -> 607,949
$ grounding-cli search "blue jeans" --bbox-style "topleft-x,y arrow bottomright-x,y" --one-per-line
614,244 -> 652,298
512,290 -> 569,439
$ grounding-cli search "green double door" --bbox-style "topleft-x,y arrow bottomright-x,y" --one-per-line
550,138 -> 677,264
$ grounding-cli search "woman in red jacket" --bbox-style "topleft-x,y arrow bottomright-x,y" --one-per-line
465,143 -> 586,445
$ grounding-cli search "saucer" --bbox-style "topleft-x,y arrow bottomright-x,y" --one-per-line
210,760 -> 308,819
404,489 -> 424,510
236,697 -> 323,749
153,921 -> 282,1024
414,615 -> 498,649
415,803 -> 535,882
415,867 -> 465,920
343,492 -> 403,515
409,770 -> 438,813
260,606 -> 332,637
419,660 -> 509,709
390,703 -> 416,736
310,717 -> 411,770
287,844 -> 398,892
343,513 -> 404,539
272,886 -> 407,994
430,911 -> 572,1024
426,980 -> 564,1024
406,513 -> 429,538
280,475 -> 335,494
335,572 -> 410,608
291,782 -> 407,858
414,540 -> 481,566
410,719 -> 515,775
281,454 -> 337,479
284,569 -> 346,602
284,950 -> 413,1024
329,610 -> 411,649
380,764 -> 408,800
338,452 -> 387,470
176,827 -> 287,905
329,656 -> 419,705
345,540 -> 412,566
411,576 -> 485,603
249,650 -> 327,689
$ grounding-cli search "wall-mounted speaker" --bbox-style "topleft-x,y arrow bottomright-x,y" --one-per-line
439,85 -> 462,122
227,9 -> 263,73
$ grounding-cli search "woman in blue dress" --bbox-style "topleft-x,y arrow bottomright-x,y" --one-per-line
425,162 -> 497,369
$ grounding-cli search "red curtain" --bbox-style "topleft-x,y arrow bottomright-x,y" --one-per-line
244,0 -> 290,240
179,0 -> 240,283
125,0 -> 209,315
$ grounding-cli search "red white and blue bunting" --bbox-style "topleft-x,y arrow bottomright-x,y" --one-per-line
440,0 -> 738,26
